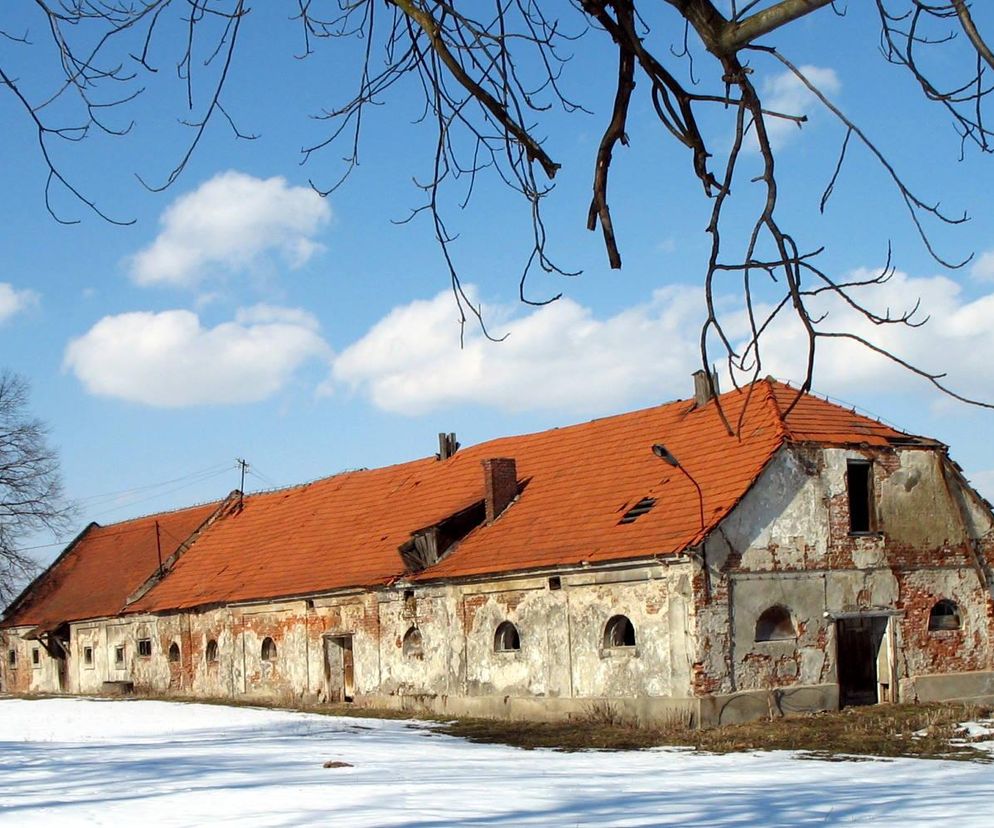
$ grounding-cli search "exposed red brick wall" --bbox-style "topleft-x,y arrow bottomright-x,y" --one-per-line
482,458 -> 517,524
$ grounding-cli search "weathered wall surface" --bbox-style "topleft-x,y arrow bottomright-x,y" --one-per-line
3,562 -> 695,714
1,629 -> 62,693
692,444 -> 994,712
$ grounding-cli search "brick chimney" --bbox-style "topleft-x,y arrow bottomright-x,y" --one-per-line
482,458 -> 517,524
693,369 -> 718,408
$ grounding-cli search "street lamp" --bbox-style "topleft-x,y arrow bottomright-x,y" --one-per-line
651,444 -> 704,533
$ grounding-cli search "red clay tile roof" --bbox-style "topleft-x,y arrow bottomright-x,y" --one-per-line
123,379 -> 923,612
1,502 -> 220,628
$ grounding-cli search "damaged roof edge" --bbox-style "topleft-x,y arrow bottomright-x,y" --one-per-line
124,490 -> 244,609
0,522 -> 98,626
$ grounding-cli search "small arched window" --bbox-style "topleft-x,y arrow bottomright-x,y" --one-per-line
604,615 -> 636,648
261,637 -> 277,662
205,640 -> 218,663
168,642 -> 181,663
755,606 -> 795,642
402,626 -> 423,658
928,599 -> 961,632
494,621 -> 521,652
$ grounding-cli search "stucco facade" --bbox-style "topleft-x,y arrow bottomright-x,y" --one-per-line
4,382 -> 993,726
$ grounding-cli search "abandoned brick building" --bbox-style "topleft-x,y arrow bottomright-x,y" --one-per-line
3,377 -> 993,725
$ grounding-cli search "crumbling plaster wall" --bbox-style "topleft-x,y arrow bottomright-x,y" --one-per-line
1,628 -> 60,693
692,443 -> 994,700
5,559 -> 696,711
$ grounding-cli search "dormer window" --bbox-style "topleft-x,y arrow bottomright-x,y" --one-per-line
619,497 -> 656,525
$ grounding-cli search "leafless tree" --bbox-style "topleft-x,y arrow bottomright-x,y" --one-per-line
0,372 -> 74,607
3,1 -> 994,428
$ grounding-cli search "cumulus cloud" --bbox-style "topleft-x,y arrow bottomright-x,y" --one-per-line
970,250 -> 994,281
742,267 -> 994,403
332,286 -> 704,415
130,171 -> 330,288
0,283 -> 39,324
64,305 -> 330,407
333,264 -> 994,417
761,64 -> 841,149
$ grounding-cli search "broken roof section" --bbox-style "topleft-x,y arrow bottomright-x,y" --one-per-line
124,379 -> 920,612
2,502 -> 222,629
3,379 -> 928,623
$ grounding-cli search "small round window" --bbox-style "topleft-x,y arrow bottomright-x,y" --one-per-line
928,599 -> 961,632
403,627 -> 423,658
755,606 -> 795,642
261,637 -> 277,662
604,615 -> 636,648
494,622 -> 521,652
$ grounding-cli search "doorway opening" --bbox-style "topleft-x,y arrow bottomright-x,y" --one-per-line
836,616 -> 889,707
323,634 -> 355,703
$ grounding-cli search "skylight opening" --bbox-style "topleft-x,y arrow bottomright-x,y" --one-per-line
618,497 -> 656,525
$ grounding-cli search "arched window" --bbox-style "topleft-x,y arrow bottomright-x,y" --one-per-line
402,626 -> 423,658
928,599 -> 961,632
494,621 -> 521,652
168,642 -> 180,663
205,640 -> 218,663
755,606 -> 795,642
261,637 -> 277,662
603,615 -> 636,648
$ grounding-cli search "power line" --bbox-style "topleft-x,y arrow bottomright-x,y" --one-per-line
77,462 -> 234,507
88,467 -> 233,519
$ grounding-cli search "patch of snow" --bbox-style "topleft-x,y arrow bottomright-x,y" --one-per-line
2,699 -> 994,826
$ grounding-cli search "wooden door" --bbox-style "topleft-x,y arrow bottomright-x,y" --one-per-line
341,637 -> 354,702
323,635 -> 355,703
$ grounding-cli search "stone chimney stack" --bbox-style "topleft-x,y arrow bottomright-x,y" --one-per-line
693,369 -> 718,408
482,458 -> 517,524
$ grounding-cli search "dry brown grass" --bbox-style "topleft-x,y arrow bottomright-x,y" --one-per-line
439,703 -> 994,760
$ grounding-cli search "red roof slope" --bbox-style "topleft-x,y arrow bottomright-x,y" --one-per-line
128,379 -> 921,611
2,502 -> 219,628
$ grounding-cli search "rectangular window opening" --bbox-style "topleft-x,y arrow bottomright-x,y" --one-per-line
847,460 -> 872,534
83,646 -> 93,666
115,646 -> 125,667
7,650 -> 15,668
32,648 -> 40,667
137,639 -> 152,658
548,575 -> 562,591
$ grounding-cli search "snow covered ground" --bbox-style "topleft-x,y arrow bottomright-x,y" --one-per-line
2,698 -> 994,827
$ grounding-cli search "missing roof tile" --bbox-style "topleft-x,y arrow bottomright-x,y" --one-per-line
618,497 -> 656,525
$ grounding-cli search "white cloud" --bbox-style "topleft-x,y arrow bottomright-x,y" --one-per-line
130,171 -> 331,289
761,64 -> 840,149
333,286 -> 704,415
64,305 -> 330,407
334,264 -> 994,417
741,267 -> 994,406
0,283 -> 39,324
970,250 -> 994,281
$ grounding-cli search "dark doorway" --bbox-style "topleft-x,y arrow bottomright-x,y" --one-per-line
323,635 -> 355,703
836,616 -> 888,707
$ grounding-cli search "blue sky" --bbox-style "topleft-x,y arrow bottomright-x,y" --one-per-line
3,3 -> 994,568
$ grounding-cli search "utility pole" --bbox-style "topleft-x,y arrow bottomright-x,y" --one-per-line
235,458 -> 249,510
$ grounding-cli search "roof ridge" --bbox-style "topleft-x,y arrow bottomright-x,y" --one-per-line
91,497 -> 226,531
